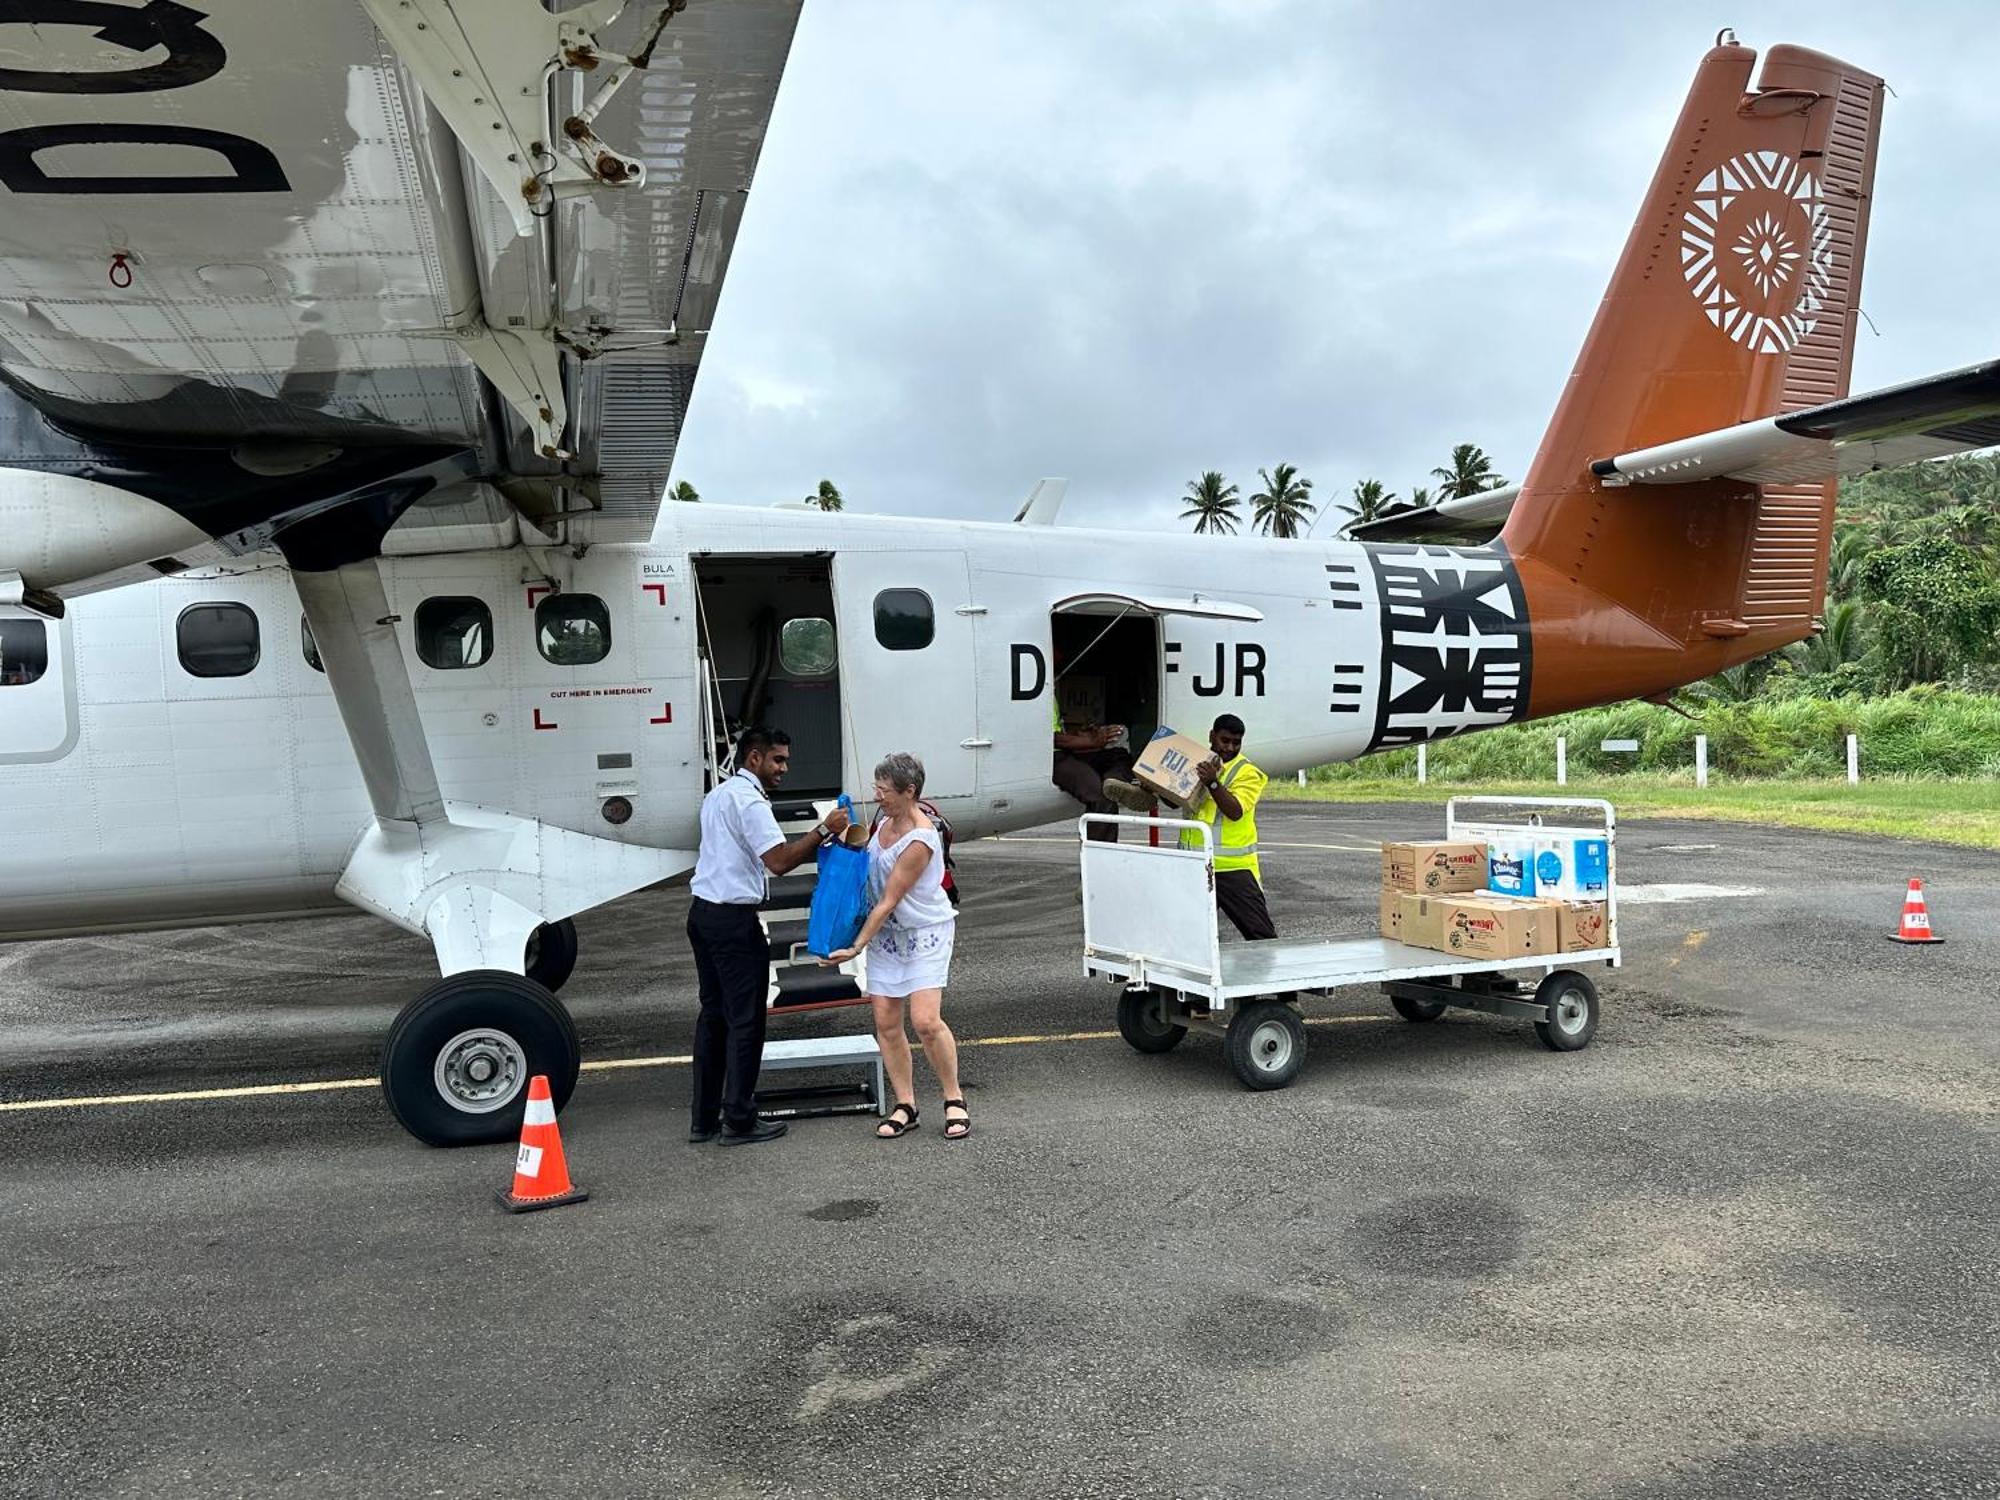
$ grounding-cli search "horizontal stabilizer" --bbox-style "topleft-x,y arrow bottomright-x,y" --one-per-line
1592,358 -> 2000,486
1345,485 -> 1518,542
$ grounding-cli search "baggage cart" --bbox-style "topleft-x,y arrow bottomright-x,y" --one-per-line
1079,797 -> 1620,1090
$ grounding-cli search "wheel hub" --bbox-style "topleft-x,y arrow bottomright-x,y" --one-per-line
1251,1021 -> 1294,1071
1555,992 -> 1587,1032
434,1028 -> 528,1114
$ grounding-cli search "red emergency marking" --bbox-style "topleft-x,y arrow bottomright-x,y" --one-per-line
533,709 -> 558,731
642,583 -> 668,606
526,585 -> 553,609
649,702 -> 673,725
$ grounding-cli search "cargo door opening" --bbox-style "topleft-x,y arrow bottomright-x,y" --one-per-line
1050,608 -> 1161,749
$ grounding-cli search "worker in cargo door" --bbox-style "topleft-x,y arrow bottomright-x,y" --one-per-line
1181,713 -> 1276,939
1049,645 -> 1137,841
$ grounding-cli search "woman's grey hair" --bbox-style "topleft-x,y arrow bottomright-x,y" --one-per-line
873,751 -> 926,797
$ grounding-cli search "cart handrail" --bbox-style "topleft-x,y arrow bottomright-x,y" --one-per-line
1445,794 -> 1617,836
1075,813 -> 1211,848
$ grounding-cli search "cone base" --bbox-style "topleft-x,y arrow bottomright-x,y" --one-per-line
497,1185 -> 590,1214
1887,934 -> 1945,944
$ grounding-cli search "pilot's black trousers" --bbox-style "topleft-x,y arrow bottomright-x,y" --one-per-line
686,897 -> 772,1131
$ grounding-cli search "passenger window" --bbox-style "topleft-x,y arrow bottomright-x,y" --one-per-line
0,616 -> 48,686
177,603 -> 261,678
873,589 -> 934,651
780,617 -> 837,676
416,596 -> 493,670
537,593 -> 612,666
302,616 -> 324,673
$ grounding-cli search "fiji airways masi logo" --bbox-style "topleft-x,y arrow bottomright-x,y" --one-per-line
1681,149 -> 1833,355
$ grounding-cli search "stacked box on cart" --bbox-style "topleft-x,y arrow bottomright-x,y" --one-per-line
1381,840 -> 1488,894
1440,894 -> 1556,959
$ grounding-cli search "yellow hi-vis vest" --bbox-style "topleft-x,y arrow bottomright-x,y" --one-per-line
1180,755 -> 1266,877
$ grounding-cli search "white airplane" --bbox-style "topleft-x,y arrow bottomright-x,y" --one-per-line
3,11 -> 1996,1144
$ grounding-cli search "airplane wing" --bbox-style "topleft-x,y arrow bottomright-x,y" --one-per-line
0,0 -> 802,597
1351,359 -> 2000,543
1590,358 -> 2000,486
1345,486 -> 1518,542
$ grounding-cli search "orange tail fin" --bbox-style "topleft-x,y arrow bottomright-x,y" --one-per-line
1502,40 -> 1885,713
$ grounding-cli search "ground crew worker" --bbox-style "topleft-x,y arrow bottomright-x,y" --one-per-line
686,726 -> 850,1147
1179,713 -> 1276,939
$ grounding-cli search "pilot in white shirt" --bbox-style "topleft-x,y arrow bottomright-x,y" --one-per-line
684,726 -> 849,1146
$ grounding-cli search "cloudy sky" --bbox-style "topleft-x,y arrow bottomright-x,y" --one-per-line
669,0 -> 2000,532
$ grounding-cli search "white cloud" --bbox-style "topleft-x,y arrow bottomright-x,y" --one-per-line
670,1 -> 2000,531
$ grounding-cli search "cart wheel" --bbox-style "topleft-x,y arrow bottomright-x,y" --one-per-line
1117,987 -> 1187,1054
1533,970 -> 1599,1052
1390,992 -> 1448,1023
1224,1000 -> 1306,1090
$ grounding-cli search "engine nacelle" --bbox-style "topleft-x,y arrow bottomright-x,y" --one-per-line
0,469 -> 211,595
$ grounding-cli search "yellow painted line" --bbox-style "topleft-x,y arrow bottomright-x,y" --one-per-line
1666,929 -> 1708,969
0,1017 -> 1390,1114
989,836 -> 1379,853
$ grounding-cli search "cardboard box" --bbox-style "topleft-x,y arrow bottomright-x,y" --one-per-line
1379,886 -> 1402,940
1533,837 -> 1610,901
1552,900 -> 1610,953
1381,840 -> 1488,894
1057,674 -> 1106,729
1395,892 -> 1451,952
1486,833 -> 1537,898
1440,894 -> 1555,960
1132,726 -> 1212,809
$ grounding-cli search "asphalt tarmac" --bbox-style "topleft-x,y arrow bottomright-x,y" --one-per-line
2,803 -> 1996,1499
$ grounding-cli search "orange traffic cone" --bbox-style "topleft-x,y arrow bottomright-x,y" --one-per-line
497,1074 -> 589,1213
1887,878 -> 1945,945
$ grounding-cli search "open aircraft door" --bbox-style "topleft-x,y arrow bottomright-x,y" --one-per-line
833,551 -> 982,800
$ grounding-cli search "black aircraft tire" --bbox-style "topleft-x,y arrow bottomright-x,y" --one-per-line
1532,970 -> 1600,1052
1224,1000 -> 1307,1091
524,919 -> 580,993
1117,987 -> 1188,1054
382,970 -> 580,1147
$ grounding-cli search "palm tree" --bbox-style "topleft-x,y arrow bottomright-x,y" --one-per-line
1431,443 -> 1505,499
1250,463 -> 1315,538
1407,485 -> 1434,510
1334,478 -> 1397,534
810,479 -> 844,512
1180,471 -> 1242,535
669,480 -> 700,503
1790,598 -> 1867,676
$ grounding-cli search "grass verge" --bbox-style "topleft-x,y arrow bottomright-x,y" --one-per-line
1270,775 -> 2000,851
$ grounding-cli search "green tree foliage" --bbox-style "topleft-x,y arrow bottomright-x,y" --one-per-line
1854,535 -> 2000,687
811,479 -> 844,512
669,480 -> 700,503
1430,443 -> 1505,499
1181,471 -> 1242,535
1335,478 -> 1397,534
1250,463 -> 1315,538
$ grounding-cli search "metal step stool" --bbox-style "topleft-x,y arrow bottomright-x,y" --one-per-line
755,1034 -> 886,1121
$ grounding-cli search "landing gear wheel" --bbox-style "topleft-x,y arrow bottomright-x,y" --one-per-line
1533,970 -> 1600,1052
1224,999 -> 1307,1091
1391,992 -> 1448,1023
382,970 -> 580,1146
524,919 -> 579,993
1117,987 -> 1187,1054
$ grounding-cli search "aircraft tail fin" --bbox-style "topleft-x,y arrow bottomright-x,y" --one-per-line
1500,39 -> 1886,710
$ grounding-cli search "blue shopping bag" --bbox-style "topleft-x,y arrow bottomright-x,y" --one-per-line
806,796 -> 870,958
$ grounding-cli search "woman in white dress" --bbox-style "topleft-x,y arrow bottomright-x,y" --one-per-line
825,752 -> 967,1139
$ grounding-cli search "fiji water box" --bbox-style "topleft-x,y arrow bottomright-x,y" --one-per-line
1486,834 -> 1537,898
1533,837 -> 1610,901
1132,726 -> 1210,808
